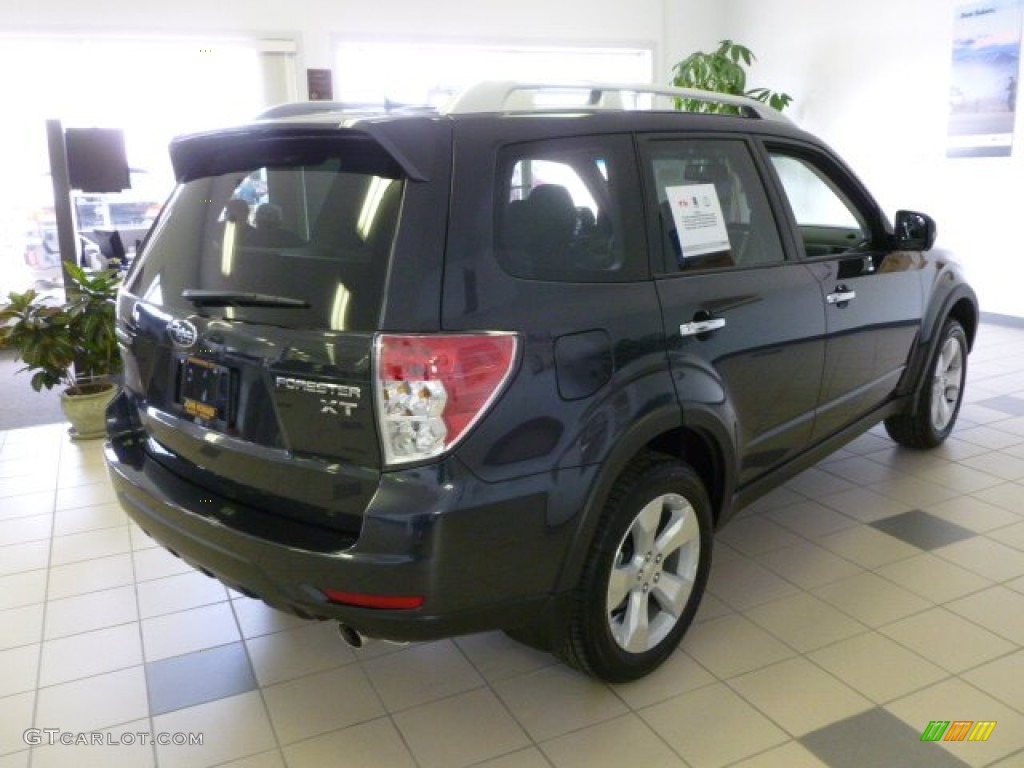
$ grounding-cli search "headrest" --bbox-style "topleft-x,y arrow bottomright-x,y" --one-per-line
528,184 -> 575,211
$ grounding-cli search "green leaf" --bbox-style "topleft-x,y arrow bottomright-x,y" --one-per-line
671,39 -> 791,113
0,262 -> 122,392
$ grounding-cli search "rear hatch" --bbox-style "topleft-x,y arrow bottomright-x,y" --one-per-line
117,123 -> 423,538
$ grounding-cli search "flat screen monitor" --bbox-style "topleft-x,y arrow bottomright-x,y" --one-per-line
65,128 -> 130,193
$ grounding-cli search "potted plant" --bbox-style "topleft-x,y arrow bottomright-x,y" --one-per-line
671,39 -> 793,113
0,263 -> 122,439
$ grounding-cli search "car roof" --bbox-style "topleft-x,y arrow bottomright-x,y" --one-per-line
170,82 -> 821,183
257,81 -> 792,123
249,81 -> 819,145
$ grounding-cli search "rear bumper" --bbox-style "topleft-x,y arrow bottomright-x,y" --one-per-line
105,431 -> 571,642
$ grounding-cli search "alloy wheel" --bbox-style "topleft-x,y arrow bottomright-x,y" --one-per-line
606,492 -> 701,653
931,334 -> 965,433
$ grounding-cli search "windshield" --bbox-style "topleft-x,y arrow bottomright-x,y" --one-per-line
126,153 -> 404,331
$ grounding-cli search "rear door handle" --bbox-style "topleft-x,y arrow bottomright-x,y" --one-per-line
826,289 -> 857,305
679,317 -> 726,337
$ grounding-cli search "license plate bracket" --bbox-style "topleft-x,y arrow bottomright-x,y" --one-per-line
179,357 -> 234,424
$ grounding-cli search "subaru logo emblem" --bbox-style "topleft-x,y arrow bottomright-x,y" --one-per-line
168,318 -> 198,349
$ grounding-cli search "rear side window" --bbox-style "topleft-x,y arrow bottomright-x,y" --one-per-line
494,136 -> 644,282
127,148 -> 403,331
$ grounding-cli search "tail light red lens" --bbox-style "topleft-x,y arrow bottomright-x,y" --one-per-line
375,333 -> 518,466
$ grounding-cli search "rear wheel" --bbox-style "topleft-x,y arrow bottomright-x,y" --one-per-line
558,453 -> 712,682
885,318 -> 968,449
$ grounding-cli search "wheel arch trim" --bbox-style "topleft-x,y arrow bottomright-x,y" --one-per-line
552,402 -> 736,594
903,281 -> 978,408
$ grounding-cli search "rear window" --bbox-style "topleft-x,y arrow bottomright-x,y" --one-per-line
127,147 -> 404,331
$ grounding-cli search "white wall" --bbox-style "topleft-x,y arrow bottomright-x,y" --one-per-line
12,0 -> 1011,316
722,0 -> 1024,318
663,2 -> 728,79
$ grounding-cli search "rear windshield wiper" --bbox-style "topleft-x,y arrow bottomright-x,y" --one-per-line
181,289 -> 311,309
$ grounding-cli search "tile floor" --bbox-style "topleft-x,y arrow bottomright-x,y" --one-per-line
1,321 -> 1024,768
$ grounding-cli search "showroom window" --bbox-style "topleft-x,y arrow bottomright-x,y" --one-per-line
334,42 -> 652,107
0,36 -> 292,296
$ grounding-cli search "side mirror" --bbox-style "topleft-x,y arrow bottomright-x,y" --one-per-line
894,210 -> 937,251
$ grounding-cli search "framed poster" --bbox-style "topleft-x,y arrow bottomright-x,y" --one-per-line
948,0 -> 1024,157
307,69 -> 334,101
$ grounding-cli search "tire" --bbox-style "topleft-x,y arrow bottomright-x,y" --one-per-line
885,318 -> 968,449
503,623 -> 552,652
557,453 -> 713,682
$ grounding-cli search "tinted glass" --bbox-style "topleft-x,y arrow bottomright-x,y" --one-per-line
494,136 -> 643,282
768,152 -> 871,258
127,157 -> 403,331
645,138 -> 785,271
770,155 -> 864,231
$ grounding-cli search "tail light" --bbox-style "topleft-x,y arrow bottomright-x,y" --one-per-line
374,333 -> 518,466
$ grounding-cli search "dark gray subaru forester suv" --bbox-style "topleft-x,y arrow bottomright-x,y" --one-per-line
106,82 -> 978,681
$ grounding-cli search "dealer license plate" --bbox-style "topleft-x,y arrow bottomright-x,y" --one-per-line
180,357 -> 233,423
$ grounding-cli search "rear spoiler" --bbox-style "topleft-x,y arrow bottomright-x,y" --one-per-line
169,118 -> 443,183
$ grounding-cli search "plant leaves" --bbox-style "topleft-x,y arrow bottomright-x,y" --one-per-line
672,39 -> 790,113
1,264 -> 123,391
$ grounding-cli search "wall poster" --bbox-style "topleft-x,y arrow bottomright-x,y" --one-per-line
948,0 -> 1024,157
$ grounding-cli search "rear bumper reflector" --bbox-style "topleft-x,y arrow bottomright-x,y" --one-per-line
322,589 -> 424,610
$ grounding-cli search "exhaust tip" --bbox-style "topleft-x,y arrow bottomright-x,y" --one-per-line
337,623 -> 367,649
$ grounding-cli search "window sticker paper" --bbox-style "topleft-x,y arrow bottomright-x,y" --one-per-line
666,184 -> 730,259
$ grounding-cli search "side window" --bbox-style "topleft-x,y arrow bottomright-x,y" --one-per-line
495,136 -> 642,282
645,138 -> 785,272
769,152 -> 869,257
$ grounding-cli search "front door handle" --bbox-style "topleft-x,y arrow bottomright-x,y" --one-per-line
679,317 -> 727,337
826,288 -> 857,306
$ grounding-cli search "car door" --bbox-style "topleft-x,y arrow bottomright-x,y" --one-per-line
764,143 -> 924,444
641,136 -> 826,487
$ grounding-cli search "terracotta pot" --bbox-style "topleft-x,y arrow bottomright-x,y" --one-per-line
59,384 -> 119,440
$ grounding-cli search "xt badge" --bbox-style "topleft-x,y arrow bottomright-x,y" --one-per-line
319,398 -> 357,417
274,376 -> 361,417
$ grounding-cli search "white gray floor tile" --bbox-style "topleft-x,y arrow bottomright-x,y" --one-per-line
0,320 -> 1022,767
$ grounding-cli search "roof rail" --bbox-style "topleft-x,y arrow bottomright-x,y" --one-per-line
256,99 -> 431,120
442,81 -> 791,123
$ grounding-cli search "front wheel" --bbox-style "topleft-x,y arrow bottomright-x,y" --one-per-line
885,318 -> 968,449
558,454 -> 712,682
